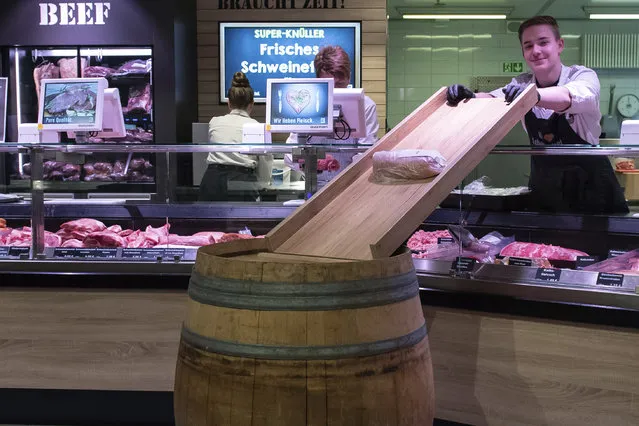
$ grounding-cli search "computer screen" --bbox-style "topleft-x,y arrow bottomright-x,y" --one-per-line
39,77 -> 107,132
67,88 -> 126,140
333,88 -> 366,140
266,78 -> 334,134
219,22 -> 361,103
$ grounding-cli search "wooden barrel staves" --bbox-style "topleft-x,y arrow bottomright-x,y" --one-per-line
174,238 -> 434,426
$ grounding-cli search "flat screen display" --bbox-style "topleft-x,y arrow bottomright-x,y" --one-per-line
0,77 -> 6,142
266,78 -> 333,134
220,22 -> 361,103
41,81 -> 100,126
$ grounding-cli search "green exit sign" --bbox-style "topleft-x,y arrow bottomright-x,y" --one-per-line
503,62 -> 524,73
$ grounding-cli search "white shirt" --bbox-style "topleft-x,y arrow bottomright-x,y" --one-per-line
489,64 -> 601,145
284,95 -> 380,175
207,109 -> 258,168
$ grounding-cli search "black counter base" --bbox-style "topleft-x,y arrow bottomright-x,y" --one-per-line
0,388 -> 465,426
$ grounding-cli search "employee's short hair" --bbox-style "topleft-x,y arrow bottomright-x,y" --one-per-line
228,71 -> 254,110
518,16 -> 561,42
314,45 -> 351,81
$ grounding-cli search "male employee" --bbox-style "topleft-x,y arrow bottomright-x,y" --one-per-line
447,16 -> 628,214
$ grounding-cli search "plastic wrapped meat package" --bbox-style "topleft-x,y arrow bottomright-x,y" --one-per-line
452,176 -> 530,196
410,226 -> 514,263
582,249 -> 639,275
371,150 -> 447,184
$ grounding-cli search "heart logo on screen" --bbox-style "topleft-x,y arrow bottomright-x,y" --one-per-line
286,89 -> 312,114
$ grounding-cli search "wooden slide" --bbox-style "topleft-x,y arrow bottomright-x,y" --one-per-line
265,86 -> 539,260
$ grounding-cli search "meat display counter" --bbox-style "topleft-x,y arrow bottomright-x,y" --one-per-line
1,142 -> 639,309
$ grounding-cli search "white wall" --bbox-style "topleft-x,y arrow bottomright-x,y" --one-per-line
387,19 -> 639,186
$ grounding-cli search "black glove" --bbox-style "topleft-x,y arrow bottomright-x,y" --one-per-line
447,84 -> 475,106
502,81 -> 528,103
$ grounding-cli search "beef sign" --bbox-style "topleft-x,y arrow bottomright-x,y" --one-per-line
39,2 -> 111,26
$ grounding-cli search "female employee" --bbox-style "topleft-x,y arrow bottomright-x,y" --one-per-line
447,16 -> 628,214
285,46 -> 380,181
199,71 -> 272,201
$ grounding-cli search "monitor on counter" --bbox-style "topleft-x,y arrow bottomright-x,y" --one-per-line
333,87 -> 366,139
38,77 -> 107,132
67,88 -> 126,140
265,77 -> 334,134
219,22 -> 361,103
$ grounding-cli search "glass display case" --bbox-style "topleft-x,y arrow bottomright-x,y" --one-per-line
0,142 -> 638,311
1,45 -> 156,196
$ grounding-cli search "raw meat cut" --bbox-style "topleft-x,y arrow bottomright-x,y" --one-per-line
168,234 -> 214,246
33,62 -> 60,101
119,229 -> 134,237
115,59 -> 152,74
60,218 -> 106,234
126,230 -> 160,249
583,249 -> 639,275
83,66 -> 115,78
61,239 -> 84,248
3,227 -> 61,247
123,84 -> 152,114
145,224 -> 170,242
193,231 -> 225,243
107,224 -> 122,233
499,242 -> 587,261
298,154 -> 340,172
217,233 -> 254,243
57,57 -> 87,79
407,229 -> 452,251
4,227 -> 32,246
84,231 -> 126,248
372,150 -> 447,184
44,232 -> 62,247
0,218 -> 5,229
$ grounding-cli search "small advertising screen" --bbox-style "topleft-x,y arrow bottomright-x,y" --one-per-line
266,78 -> 333,134
0,77 -> 6,142
41,81 -> 99,126
220,22 -> 361,103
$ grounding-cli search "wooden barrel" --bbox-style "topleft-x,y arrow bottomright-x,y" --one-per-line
174,238 -> 434,426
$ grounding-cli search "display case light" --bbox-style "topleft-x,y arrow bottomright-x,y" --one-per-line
80,48 -> 153,57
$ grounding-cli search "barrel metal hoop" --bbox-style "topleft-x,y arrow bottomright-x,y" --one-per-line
188,270 -> 419,311
181,323 -> 427,360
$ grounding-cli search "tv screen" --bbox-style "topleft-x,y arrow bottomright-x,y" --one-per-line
266,77 -> 333,134
220,22 -> 361,103
39,78 -> 107,131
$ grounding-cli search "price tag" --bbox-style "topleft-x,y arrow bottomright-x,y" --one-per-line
509,257 -> 533,267
451,257 -> 476,273
596,272 -> 624,287
536,268 -> 561,282
164,248 -> 185,260
8,247 -> 30,257
122,248 -> 165,260
608,250 -> 627,259
576,256 -> 599,270
437,237 -> 455,244
0,246 -> 10,258
54,248 -> 117,259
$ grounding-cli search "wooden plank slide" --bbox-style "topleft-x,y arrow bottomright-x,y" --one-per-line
266,85 -> 539,260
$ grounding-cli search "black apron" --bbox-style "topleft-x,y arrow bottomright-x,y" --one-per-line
525,110 -> 628,213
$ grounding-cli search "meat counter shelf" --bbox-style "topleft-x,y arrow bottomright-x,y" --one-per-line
415,258 -> 639,311
7,181 -> 156,192
0,252 -> 637,312
0,246 -> 197,263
